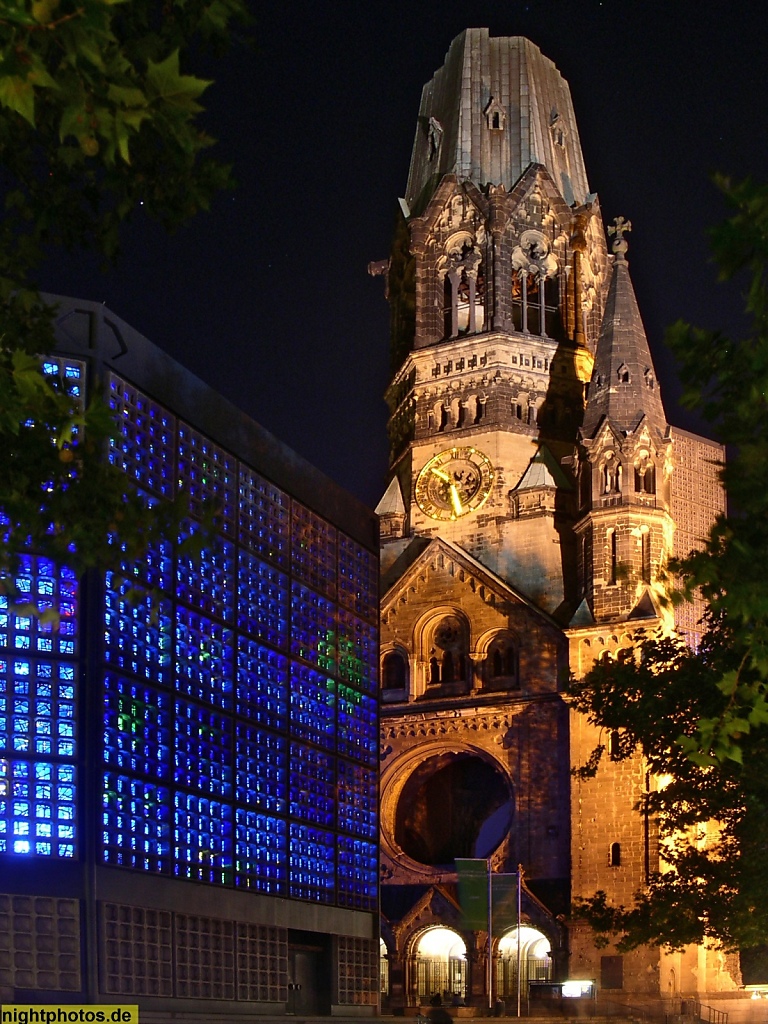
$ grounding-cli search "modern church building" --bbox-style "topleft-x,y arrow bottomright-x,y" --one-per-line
0,298 -> 380,1017
374,29 -> 730,1012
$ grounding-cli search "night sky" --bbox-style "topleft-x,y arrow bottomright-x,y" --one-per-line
40,1 -> 768,510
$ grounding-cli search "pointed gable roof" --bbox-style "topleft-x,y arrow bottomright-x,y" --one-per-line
376,475 -> 406,517
381,535 -> 561,629
405,29 -> 590,210
515,444 -> 573,492
581,240 -> 668,442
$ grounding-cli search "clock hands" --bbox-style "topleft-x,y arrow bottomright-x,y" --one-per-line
449,483 -> 464,517
417,448 -> 493,520
429,465 -> 465,517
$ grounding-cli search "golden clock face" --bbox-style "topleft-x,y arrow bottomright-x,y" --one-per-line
415,446 -> 494,521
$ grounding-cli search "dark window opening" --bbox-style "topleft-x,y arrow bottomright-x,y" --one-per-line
601,956 -> 624,990
634,463 -> 656,494
609,730 -> 621,759
641,531 -> 651,583
383,651 -> 407,690
610,842 -> 621,867
608,530 -> 617,585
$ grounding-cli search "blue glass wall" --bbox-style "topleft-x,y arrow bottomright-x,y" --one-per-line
100,374 -> 379,908
0,358 -> 84,858
2,368 -> 379,912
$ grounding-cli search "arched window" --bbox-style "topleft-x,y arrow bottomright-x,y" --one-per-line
634,454 -> 656,495
429,657 -> 441,686
609,730 -> 621,759
640,527 -> 651,583
428,615 -> 469,687
443,243 -> 484,338
609,842 -> 621,867
486,635 -> 519,689
382,651 -> 407,690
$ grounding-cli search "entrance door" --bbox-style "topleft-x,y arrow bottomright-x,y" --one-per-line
287,931 -> 331,1015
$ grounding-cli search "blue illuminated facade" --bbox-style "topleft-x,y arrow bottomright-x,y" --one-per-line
1,300 -> 380,1014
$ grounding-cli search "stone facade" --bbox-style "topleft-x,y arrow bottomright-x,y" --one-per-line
375,28 -> 731,1014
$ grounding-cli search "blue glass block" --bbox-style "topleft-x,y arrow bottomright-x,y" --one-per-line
102,772 -> 172,872
42,357 -> 86,404
289,742 -> 334,827
336,835 -> 378,909
174,698 -> 232,798
289,664 -> 335,750
337,761 -> 377,839
337,532 -> 378,622
103,674 -> 173,778
288,822 -> 335,903
237,550 -> 289,648
291,503 -> 337,599
236,638 -> 288,730
237,467 -> 290,567
337,607 -> 378,694
104,574 -> 173,685
0,560 -> 78,657
117,533 -> 174,593
177,424 -> 237,534
336,685 -> 378,766
107,374 -> 176,499
234,723 -> 286,814
0,759 -> 76,857
175,607 -> 234,708
234,807 -> 287,893
176,522 -> 235,623
0,660 -> 77,761
290,583 -> 336,672
173,791 -> 233,885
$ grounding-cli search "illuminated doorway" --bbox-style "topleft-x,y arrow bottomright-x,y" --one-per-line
496,926 -> 552,999
413,927 -> 467,1003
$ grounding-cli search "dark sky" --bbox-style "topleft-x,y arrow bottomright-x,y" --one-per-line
41,1 -> 768,509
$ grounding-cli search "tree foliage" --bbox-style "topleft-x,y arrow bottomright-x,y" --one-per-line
571,177 -> 768,951
666,176 -> 768,764
571,622 -> 768,951
0,0 -> 247,599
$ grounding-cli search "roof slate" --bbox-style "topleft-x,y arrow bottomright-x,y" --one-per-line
581,255 -> 668,441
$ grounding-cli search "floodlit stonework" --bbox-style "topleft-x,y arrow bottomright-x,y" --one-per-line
374,28 -> 730,1013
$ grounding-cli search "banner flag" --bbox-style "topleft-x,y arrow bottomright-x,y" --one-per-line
491,871 -> 519,936
456,859 -> 520,935
455,858 -> 488,930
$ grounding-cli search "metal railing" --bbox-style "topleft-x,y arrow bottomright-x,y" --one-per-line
683,1001 -> 729,1024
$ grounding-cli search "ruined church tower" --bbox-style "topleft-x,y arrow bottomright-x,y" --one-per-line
374,29 -> 730,1013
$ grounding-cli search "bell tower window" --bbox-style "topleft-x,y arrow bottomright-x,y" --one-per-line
442,243 -> 484,338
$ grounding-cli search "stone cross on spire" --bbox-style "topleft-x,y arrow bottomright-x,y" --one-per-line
608,216 -> 632,259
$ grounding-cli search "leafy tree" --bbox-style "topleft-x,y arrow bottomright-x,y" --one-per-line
571,177 -> 768,951
571,621 -> 768,951
0,0 -> 248,602
666,176 -> 768,765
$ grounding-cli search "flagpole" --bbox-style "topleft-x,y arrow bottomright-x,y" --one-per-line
487,858 -> 493,1013
516,865 -> 522,1018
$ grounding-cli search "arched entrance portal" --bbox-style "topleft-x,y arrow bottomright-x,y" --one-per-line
413,927 -> 467,1004
496,926 -> 552,1000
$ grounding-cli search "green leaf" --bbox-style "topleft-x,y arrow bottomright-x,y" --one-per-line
0,75 -> 35,125
146,49 -> 212,113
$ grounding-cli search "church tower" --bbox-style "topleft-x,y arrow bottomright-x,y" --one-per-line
374,29 -> 732,1014
378,30 -> 609,617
